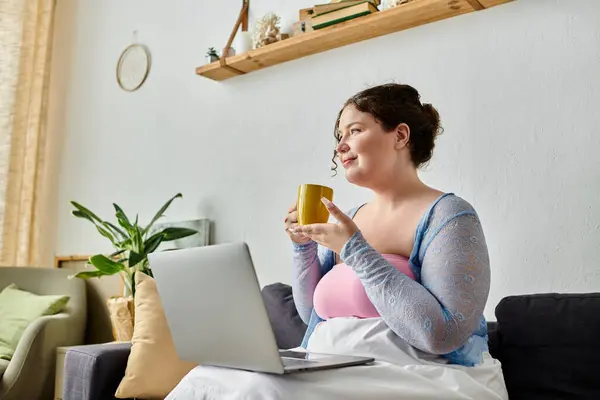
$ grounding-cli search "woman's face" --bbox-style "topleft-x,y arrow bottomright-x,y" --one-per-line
336,104 -> 405,187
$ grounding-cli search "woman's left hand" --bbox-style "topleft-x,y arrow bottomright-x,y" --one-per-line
292,198 -> 360,254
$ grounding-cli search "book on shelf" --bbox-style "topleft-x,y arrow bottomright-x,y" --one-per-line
314,0 -> 377,16
312,1 -> 379,30
330,0 -> 380,4
301,0 -> 380,20
299,7 -> 315,21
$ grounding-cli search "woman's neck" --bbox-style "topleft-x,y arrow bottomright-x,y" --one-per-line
370,168 -> 431,210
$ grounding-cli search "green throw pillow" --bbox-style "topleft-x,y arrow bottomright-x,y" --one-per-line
0,283 -> 69,361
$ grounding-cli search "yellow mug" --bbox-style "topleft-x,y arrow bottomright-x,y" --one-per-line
297,184 -> 334,225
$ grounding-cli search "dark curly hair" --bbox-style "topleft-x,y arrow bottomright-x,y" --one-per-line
332,83 -> 443,173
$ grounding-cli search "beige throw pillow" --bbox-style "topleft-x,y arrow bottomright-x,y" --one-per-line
116,271 -> 197,399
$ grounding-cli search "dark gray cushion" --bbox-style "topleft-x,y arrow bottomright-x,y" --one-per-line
63,342 -> 132,400
486,321 -> 499,359
494,293 -> 600,400
261,283 -> 306,349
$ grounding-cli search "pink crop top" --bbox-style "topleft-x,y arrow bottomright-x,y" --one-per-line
313,254 -> 416,319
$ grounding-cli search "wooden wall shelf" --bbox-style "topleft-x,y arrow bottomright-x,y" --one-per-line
196,0 -> 514,81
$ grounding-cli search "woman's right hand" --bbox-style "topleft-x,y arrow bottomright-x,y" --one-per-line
285,203 -> 311,244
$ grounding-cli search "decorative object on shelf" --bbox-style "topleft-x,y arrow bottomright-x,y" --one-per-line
299,7 -> 315,21
384,0 -> 414,9
313,0 -> 380,16
116,37 -> 151,92
221,46 -> 236,58
69,193 -> 198,341
312,1 -> 379,30
234,30 -> 253,53
206,47 -> 220,63
253,12 -> 282,48
291,20 -> 314,37
276,33 -> 290,41
196,0 -> 516,82
212,0 -> 249,77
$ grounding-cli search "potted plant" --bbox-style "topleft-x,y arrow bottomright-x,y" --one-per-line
70,193 -> 197,295
69,193 -> 198,340
206,47 -> 220,63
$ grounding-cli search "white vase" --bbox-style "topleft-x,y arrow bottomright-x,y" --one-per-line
235,31 -> 253,53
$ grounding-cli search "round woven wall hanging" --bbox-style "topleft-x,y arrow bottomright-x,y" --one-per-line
116,43 -> 151,92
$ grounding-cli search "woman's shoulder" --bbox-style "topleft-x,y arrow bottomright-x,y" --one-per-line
431,193 -> 478,217
421,193 -> 481,232
415,193 -> 484,259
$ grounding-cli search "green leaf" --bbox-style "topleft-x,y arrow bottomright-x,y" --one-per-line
131,270 -> 137,297
109,249 -> 127,259
69,270 -> 108,279
113,203 -> 133,231
161,227 -> 198,242
72,210 -> 96,224
117,237 -> 133,250
143,232 -> 164,254
104,222 -> 128,239
89,254 -> 125,275
142,193 -> 183,235
96,225 -> 116,245
71,201 -> 104,224
132,224 -> 143,253
128,251 -> 144,268
109,248 -> 128,265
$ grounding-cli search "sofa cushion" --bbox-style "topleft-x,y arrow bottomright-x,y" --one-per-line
495,293 -> 600,400
115,272 -> 196,399
0,358 -> 8,377
261,283 -> 306,349
0,283 -> 69,361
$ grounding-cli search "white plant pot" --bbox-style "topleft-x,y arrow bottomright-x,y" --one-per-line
206,55 -> 219,64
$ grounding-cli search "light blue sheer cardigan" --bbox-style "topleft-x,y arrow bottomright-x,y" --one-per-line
291,193 -> 490,367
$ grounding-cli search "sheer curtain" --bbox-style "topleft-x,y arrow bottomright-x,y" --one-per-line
0,0 -> 57,266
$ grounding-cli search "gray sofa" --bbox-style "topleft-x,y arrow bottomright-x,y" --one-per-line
0,267 -> 87,400
63,283 -> 600,400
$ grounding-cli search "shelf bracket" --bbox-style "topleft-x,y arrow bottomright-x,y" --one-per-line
220,0 -> 249,76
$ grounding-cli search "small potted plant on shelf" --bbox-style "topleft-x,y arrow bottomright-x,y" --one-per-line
206,47 -> 220,63
69,193 -> 198,340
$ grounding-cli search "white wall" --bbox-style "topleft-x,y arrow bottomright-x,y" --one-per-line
50,0 -> 600,320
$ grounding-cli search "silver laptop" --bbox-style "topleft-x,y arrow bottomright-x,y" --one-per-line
148,242 -> 374,374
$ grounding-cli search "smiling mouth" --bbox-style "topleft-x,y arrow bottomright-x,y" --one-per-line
342,158 -> 356,167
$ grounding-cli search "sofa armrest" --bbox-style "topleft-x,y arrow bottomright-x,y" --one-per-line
63,342 -> 132,400
2,313 -> 83,400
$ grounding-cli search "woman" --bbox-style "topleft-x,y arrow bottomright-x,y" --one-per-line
287,83 -> 490,367
167,84 -> 508,400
